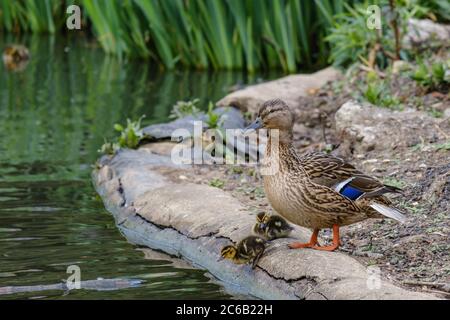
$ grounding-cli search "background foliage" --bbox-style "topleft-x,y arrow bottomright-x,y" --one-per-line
0,0 -> 448,72
0,0 -> 356,72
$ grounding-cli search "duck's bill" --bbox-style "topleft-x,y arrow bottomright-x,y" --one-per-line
244,117 -> 263,134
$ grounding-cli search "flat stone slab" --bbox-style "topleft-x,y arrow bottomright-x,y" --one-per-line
93,145 -> 436,300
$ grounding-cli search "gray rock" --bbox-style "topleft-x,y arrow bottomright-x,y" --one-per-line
214,106 -> 246,129
142,107 -> 245,141
143,114 -> 204,141
335,100 -> 449,153
404,19 -> 450,48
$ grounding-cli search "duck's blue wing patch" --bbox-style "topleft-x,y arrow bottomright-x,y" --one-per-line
333,177 -> 365,200
340,184 -> 364,200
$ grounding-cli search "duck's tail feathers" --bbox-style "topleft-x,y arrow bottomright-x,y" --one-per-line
370,203 -> 407,223
383,184 -> 403,194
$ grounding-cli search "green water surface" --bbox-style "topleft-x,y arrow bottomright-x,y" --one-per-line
0,35 -> 283,299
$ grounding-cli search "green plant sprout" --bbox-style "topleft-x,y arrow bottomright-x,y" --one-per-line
361,76 -> 402,110
209,178 -> 225,189
99,115 -> 147,155
434,141 -> 450,151
169,99 -> 201,119
411,61 -> 450,91
206,102 -> 225,129
98,139 -> 120,155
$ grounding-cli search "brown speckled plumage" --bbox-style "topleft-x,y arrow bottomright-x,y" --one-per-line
250,99 -> 406,238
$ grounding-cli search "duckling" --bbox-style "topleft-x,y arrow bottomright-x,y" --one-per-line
245,99 -> 407,251
220,236 -> 266,269
253,212 -> 293,240
2,44 -> 30,71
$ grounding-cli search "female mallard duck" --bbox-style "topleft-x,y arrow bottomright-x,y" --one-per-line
2,44 -> 30,71
220,236 -> 266,269
246,99 -> 406,251
253,212 -> 293,240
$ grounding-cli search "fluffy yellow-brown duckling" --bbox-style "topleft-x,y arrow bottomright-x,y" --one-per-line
2,44 -> 30,71
220,236 -> 266,269
253,212 -> 293,240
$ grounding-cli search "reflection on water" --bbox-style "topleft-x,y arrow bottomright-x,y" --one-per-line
0,34 -> 283,299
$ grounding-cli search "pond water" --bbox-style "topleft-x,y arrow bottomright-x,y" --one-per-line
0,35 -> 283,299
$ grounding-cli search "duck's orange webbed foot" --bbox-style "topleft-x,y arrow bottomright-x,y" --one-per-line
289,229 -> 319,249
289,242 -> 315,249
311,244 -> 339,251
289,225 -> 341,252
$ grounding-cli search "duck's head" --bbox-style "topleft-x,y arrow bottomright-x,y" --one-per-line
245,99 -> 294,143
3,45 -> 30,71
220,245 -> 237,260
246,99 -> 294,131
256,212 -> 270,226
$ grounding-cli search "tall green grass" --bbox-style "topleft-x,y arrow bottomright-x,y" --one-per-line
0,0 -> 69,33
0,0 -> 355,72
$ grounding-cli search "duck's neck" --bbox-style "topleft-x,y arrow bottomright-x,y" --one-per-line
266,127 -> 293,145
266,129 -> 307,177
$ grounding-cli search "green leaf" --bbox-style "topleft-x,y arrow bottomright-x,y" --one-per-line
114,124 -> 124,132
431,63 -> 445,82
